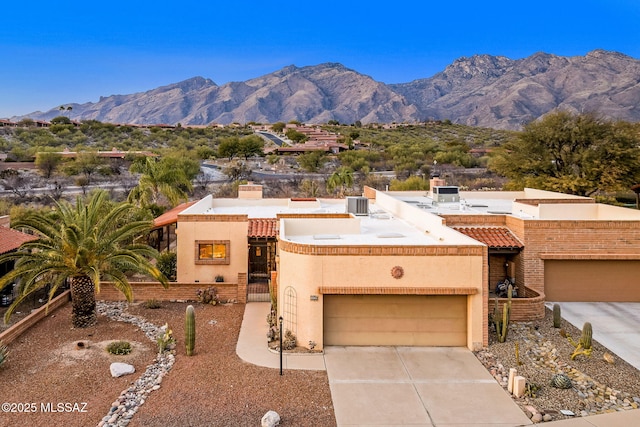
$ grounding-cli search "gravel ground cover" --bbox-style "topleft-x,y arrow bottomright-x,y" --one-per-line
0,301 -> 336,427
2,299 -> 639,426
476,307 -> 640,423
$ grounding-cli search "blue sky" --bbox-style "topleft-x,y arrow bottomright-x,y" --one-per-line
2,0 -> 639,118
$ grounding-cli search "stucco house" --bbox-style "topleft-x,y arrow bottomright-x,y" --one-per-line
165,180 -> 640,352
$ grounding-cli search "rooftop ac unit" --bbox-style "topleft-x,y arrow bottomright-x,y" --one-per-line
433,186 -> 460,203
346,197 -> 369,216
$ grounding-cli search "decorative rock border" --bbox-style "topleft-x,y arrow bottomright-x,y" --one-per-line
96,302 -> 175,427
476,322 -> 640,421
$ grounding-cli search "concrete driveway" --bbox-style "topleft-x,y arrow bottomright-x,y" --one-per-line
324,346 -> 532,427
546,302 -> 640,371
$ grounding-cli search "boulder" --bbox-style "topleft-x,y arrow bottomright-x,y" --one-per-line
110,362 -> 135,378
261,410 -> 280,427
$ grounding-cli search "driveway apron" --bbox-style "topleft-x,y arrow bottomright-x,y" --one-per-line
324,346 -> 532,427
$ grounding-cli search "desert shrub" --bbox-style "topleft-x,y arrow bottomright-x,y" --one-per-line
156,323 -> 175,353
196,287 -> 219,305
283,330 -> 297,350
157,251 -> 177,281
144,299 -> 162,309
107,340 -> 132,355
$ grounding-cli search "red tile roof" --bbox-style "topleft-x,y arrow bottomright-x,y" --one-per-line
248,219 -> 278,238
453,227 -> 524,249
153,201 -> 197,228
0,226 -> 38,254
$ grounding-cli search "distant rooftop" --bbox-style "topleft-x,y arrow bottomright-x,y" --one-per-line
385,188 -> 640,221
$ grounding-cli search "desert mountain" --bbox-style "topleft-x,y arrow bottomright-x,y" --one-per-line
18,50 -> 640,130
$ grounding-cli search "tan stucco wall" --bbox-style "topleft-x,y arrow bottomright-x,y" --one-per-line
277,248 -> 485,351
176,219 -> 249,283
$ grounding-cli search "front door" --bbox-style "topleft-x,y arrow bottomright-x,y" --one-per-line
249,241 -> 269,283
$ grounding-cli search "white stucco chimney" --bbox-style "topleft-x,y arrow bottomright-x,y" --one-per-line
238,182 -> 263,199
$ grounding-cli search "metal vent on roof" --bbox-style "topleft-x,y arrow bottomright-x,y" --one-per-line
313,234 -> 342,240
370,212 -> 391,219
346,197 -> 369,216
376,232 -> 405,238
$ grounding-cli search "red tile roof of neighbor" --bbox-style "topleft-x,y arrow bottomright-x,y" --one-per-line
153,201 -> 197,228
453,227 -> 524,249
248,219 -> 278,238
0,227 -> 38,254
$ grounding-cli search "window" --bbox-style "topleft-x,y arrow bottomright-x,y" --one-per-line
195,240 -> 230,265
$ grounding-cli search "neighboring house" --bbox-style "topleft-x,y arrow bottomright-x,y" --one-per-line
54,147 -> 158,159
170,180 -> 640,352
0,219 -> 38,305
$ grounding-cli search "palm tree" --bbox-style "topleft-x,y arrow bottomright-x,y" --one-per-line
128,157 -> 192,208
327,167 -> 354,198
0,191 -> 168,328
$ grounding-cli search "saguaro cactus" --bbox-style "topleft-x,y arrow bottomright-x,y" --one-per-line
494,284 -> 513,343
185,305 -> 196,356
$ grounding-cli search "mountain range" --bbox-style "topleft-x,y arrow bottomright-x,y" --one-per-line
17,50 -> 640,130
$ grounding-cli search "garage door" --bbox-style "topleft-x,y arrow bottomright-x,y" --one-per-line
545,260 -> 640,302
323,295 -> 467,346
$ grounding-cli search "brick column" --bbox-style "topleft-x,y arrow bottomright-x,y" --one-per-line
270,271 -> 278,303
237,273 -> 247,304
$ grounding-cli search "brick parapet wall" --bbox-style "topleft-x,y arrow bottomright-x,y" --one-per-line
278,241 -> 484,256
441,214 -> 507,227
363,186 -> 377,200
318,286 -> 478,295
179,214 -> 248,223
97,282 -> 241,303
276,213 -> 351,219
488,286 -> 545,322
514,198 -> 595,206
0,290 -> 70,345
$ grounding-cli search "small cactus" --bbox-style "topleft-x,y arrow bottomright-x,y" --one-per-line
553,303 -> 561,328
580,322 -> 592,350
185,305 -> 196,356
567,322 -> 593,360
550,373 -> 573,389
0,341 -> 8,368
493,284 -> 513,343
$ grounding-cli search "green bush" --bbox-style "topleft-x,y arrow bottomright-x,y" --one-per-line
157,251 -> 177,281
144,299 -> 162,309
107,341 -> 132,355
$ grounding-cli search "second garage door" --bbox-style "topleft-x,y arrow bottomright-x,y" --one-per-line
544,260 -> 640,302
323,294 -> 467,346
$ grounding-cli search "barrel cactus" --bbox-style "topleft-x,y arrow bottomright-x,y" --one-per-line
185,305 -> 196,356
550,373 -> 573,389
580,322 -> 592,350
